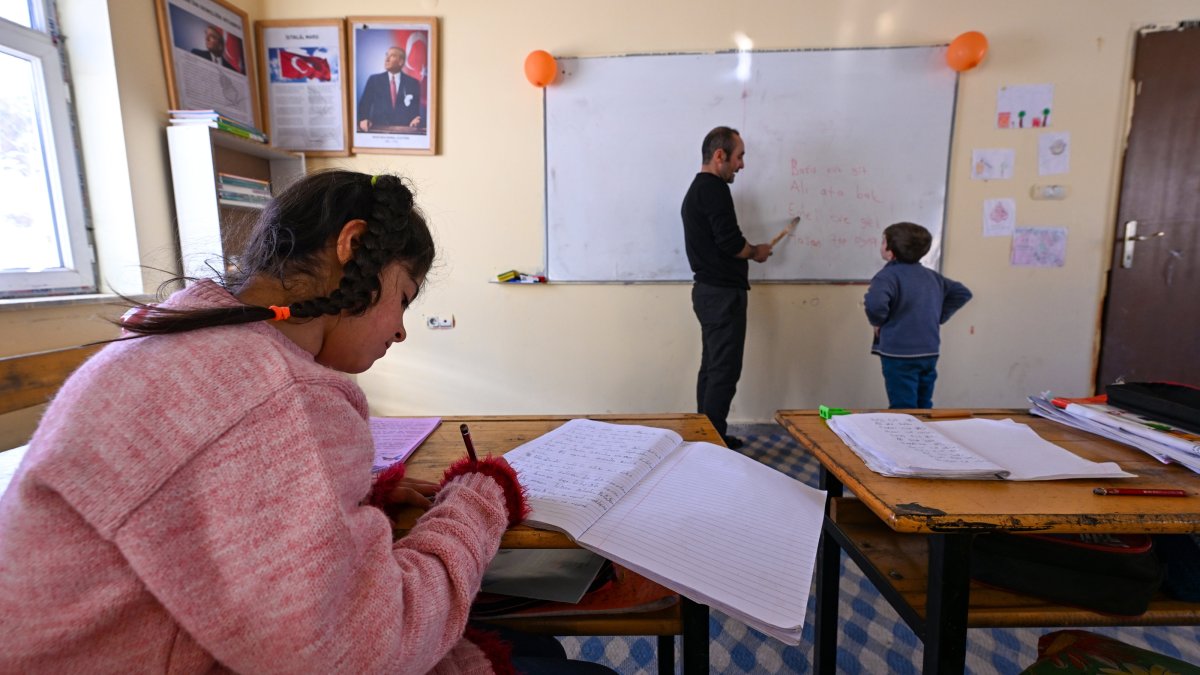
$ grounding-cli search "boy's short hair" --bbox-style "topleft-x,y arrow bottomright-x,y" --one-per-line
883,222 -> 932,263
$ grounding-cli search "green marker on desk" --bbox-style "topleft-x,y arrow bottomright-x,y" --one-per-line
819,405 -> 851,420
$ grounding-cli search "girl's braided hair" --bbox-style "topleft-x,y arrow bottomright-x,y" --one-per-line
118,170 -> 434,335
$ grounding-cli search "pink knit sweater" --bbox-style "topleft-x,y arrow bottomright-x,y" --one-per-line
0,281 -> 516,673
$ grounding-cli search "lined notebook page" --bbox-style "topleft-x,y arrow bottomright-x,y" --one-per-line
829,413 -> 1005,476
579,441 -> 826,637
504,419 -> 682,539
369,417 -> 441,472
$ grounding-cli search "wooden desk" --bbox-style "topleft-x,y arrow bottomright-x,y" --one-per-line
775,408 -> 1200,675
396,413 -> 720,675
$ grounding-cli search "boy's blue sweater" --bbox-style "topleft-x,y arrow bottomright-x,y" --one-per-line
864,260 -> 972,358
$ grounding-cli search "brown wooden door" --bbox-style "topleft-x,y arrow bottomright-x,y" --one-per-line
1096,25 -> 1200,388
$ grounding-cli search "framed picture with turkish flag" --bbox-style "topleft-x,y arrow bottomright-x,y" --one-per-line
255,18 -> 350,156
154,0 -> 259,129
347,16 -> 439,155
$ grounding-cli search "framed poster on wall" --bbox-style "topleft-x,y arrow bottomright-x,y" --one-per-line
154,0 -> 259,129
347,16 -> 438,155
255,18 -> 349,155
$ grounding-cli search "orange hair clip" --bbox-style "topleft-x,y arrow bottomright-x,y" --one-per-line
267,305 -> 291,321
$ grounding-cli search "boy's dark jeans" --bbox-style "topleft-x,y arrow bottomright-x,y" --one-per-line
880,355 -> 939,408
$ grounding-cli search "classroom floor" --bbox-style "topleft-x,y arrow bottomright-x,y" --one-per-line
559,423 -> 1200,674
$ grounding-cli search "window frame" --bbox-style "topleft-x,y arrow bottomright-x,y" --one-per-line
0,10 -> 95,297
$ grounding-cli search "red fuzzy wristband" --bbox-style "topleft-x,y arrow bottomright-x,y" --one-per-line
441,456 -> 530,527
366,462 -> 407,510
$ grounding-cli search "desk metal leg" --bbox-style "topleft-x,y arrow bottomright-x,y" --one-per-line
680,597 -> 709,675
923,534 -> 972,675
656,635 -> 674,675
815,466 -> 845,675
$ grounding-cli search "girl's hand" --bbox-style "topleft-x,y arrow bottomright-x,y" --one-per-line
386,477 -> 439,508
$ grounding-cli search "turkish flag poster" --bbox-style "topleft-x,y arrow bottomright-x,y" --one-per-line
256,19 -> 350,155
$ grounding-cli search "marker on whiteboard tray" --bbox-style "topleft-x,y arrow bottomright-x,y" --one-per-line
512,273 -> 547,283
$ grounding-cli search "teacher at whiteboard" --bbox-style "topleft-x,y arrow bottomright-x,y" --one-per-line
681,126 -> 774,450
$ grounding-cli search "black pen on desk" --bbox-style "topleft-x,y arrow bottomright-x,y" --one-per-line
459,423 -> 478,463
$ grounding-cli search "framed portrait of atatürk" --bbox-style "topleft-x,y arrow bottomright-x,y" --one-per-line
347,16 -> 438,155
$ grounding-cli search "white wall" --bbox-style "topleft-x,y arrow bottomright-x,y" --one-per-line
294,0 -> 1196,421
6,0 -> 1198,434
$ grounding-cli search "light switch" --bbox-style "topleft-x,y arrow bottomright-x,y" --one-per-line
1031,184 -> 1067,200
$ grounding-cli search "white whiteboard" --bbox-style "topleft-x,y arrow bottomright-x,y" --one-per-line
544,47 -> 957,282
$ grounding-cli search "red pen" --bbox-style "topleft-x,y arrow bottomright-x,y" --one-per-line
1093,487 -> 1188,497
459,423 -> 479,463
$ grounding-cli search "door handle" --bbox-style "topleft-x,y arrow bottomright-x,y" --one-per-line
1121,220 -> 1165,268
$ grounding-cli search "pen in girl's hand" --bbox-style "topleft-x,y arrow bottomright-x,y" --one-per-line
459,423 -> 478,463
1093,487 -> 1188,497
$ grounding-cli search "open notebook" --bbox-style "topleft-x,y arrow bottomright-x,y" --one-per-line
502,418 -> 827,644
827,413 -> 1134,480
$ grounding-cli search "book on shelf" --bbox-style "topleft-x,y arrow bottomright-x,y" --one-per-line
479,549 -> 609,604
169,109 -> 268,143
217,185 -> 271,199
217,198 -> 266,210
216,192 -> 270,208
826,412 -> 1134,480
471,563 -> 676,620
217,173 -> 271,190
502,418 -> 826,644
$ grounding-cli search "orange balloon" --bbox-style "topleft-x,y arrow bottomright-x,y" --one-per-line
524,50 -> 557,87
946,31 -> 988,72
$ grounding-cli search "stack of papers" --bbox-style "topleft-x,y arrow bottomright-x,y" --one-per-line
1029,393 -> 1200,474
827,413 -> 1134,480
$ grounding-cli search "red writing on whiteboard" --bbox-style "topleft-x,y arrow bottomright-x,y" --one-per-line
855,185 -> 883,203
790,159 -> 817,175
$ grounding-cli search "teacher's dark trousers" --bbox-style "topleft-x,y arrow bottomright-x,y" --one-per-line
692,281 -> 748,440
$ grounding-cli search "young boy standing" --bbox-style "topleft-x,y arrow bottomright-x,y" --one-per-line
864,222 -> 973,408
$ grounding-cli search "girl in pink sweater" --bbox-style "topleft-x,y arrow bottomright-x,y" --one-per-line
0,171 -> 613,674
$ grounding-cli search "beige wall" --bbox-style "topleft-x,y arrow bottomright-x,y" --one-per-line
5,1 -> 1197,439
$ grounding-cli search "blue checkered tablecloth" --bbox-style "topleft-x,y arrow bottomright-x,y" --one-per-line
559,424 -> 1200,674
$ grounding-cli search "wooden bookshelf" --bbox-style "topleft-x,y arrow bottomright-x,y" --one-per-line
165,125 -> 304,278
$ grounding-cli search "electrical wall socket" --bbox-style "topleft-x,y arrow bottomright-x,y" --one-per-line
426,315 -> 455,329
1031,184 -> 1067,200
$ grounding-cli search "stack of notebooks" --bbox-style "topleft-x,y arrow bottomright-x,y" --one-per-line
1030,386 -> 1200,474
170,109 -> 268,143
216,173 -> 272,210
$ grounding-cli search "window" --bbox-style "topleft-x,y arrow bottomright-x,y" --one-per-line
0,1 -> 94,297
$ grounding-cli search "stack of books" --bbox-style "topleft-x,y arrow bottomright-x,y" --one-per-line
1029,391 -> 1200,474
169,109 -> 267,143
217,173 -> 271,209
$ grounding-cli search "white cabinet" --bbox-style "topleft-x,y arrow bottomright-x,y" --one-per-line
166,125 -> 304,278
